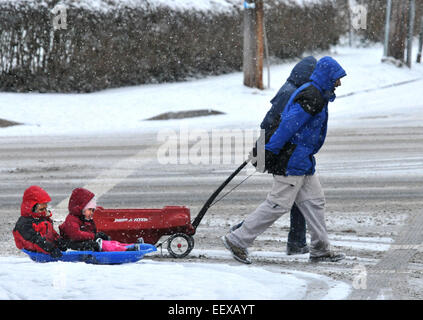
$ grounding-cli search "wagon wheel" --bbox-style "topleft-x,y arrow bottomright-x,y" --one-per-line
167,233 -> 194,258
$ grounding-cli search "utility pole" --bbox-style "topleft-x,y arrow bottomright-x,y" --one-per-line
243,0 -> 264,90
417,16 -> 423,63
387,1 -> 409,63
406,0 -> 415,68
383,0 -> 392,57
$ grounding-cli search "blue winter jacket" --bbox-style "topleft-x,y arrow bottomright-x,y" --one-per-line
265,56 -> 347,176
260,56 -> 317,131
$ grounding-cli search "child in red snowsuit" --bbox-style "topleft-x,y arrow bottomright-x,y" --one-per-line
13,186 -> 66,258
59,188 -> 139,252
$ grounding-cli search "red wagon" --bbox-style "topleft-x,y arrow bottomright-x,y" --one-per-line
93,161 -> 249,258
94,206 -> 195,258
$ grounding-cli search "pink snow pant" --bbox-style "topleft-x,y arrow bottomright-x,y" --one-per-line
101,240 -> 134,252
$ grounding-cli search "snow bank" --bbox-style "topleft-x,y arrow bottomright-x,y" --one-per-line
0,256 -> 350,300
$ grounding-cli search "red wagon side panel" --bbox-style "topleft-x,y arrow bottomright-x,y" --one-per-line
93,206 -> 193,244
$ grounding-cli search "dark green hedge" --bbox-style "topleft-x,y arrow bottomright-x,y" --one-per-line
0,0 -> 342,93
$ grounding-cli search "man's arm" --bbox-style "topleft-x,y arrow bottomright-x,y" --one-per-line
265,85 -> 325,154
265,102 -> 312,154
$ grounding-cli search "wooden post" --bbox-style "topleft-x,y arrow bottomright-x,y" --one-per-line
243,0 -> 264,90
388,1 -> 409,62
255,0 -> 264,90
243,1 -> 255,88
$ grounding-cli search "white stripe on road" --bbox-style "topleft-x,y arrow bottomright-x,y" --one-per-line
53,145 -> 158,223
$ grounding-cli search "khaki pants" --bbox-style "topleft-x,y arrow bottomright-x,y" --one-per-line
226,174 -> 331,257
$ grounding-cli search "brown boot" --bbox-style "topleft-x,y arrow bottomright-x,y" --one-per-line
222,235 -> 252,264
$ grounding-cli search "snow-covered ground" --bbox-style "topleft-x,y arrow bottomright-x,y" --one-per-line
1,43 -> 422,300
1,43 -> 422,137
0,256 -> 350,300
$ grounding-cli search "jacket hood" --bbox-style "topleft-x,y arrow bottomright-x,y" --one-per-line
287,56 -> 317,87
68,188 -> 95,217
20,186 -> 51,218
309,56 -> 346,101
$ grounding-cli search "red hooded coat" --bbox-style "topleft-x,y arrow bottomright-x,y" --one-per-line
59,188 -> 97,241
13,186 -> 60,254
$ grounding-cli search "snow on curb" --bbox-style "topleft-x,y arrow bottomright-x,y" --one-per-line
0,256 -> 351,300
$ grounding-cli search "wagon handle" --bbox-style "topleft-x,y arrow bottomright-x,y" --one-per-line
191,159 -> 251,232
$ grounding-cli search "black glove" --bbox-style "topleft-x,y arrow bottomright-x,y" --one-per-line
50,247 -> 63,259
56,238 -> 69,251
250,129 -> 277,171
264,149 -> 279,173
44,241 -> 63,258
251,144 -> 279,173
95,232 -> 111,241
250,138 -> 266,170
250,142 -> 258,166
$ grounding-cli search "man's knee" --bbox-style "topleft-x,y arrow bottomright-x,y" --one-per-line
266,195 -> 296,212
297,197 -> 325,210
253,199 -> 289,220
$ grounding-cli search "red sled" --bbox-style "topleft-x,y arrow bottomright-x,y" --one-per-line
93,161 -> 249,258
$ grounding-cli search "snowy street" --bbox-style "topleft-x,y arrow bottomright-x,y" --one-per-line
1,44 -> 423,300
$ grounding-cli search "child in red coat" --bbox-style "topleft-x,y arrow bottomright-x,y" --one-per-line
59,188 -> 140,252
13,186 -> 66,258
